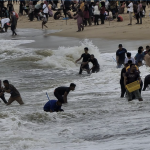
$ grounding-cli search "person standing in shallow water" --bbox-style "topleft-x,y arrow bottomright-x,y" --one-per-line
124,64 -> 143,102
2,80 -> 24,105
116,44 -> 127,68
0,80 -> 7,104
76,47 -> 91,74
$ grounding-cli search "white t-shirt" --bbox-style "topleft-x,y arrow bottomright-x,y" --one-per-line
128,2 -> 133,12
124,57 -> 135,64
43,4 -> 48,13
1,18 -> 10,28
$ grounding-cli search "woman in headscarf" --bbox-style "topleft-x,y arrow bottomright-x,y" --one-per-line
43,1 -> 49,21
74,9 -> 84,32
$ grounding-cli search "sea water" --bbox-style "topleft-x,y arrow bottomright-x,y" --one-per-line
0,36 -> 150,150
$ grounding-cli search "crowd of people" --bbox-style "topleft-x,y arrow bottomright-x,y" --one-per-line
117,44 -> 150,101
1,44 -> 150,112
0,1 -> 150,112
0,0 -> 149,33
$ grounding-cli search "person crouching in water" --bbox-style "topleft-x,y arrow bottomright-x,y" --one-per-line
87,54 -> 100,73
43,99 -> 63,112
42,12 -> 48,29
74,9 -> 84,32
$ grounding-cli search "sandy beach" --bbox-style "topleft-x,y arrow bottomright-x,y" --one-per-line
10,3 -> 150,41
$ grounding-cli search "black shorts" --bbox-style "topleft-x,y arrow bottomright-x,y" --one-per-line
54,92 -> 64,103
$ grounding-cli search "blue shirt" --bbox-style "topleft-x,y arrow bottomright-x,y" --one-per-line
44,100 -> 61,112
135,53 -> 144,64
116,48 -> 127,64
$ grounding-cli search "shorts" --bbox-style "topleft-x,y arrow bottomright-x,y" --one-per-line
126,89 -> 142,100
54,91 -> 64,103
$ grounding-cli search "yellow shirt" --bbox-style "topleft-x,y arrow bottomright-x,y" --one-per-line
126,65 -> 139,72
80,2 -> 85,12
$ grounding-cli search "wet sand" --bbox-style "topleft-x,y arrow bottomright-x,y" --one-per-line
5,3 -> 150,40
1,28 -> 150,53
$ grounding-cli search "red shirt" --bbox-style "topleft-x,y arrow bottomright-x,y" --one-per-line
100,7 -> 105,14
118,16 -> 123,21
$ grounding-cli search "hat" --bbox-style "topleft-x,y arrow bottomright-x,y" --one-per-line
119,44 -> 122,47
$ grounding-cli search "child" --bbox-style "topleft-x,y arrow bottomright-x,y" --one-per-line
42,12 -> 48,29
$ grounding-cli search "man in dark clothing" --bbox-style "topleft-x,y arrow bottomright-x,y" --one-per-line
88,54 -> 100,73
54,83 -> 76,103
124,64 -> 143,101
43,100 -> 63,112
116,44 -> 127,68
143,74 -> 150,91
76,47 -> 91,74
0,80 -> 7,104
10,12 -> 17,36
3,80 -> 24,105
63,0 -> 71,18
120,63 -> 129,98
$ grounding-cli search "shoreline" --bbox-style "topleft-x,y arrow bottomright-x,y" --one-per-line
6,3 -> 150,41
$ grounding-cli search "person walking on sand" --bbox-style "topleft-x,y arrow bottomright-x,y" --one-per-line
2,80 -> 24,105
43,1 -> 49,21
42,12 -> 48,29
127,1 -> 133,25
10,11 -> 17,36
93,2 -> 100,25
74,9 -> 84,32
136,1 -> 143,24
100,1 -> 105,25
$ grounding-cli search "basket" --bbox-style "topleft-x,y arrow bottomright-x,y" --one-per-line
126,80 -> 140,93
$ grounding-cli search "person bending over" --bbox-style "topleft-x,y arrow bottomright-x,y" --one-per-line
143,74 -> 150,91
75,47 -> 91,74
43,100 -> 63,112
3,80 -> 24,105
0,17 -> 10,32
54,83 -> 76,103
0,80 -> 7,104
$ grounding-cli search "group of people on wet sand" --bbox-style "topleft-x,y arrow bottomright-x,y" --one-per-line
116,44 -> 150,102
